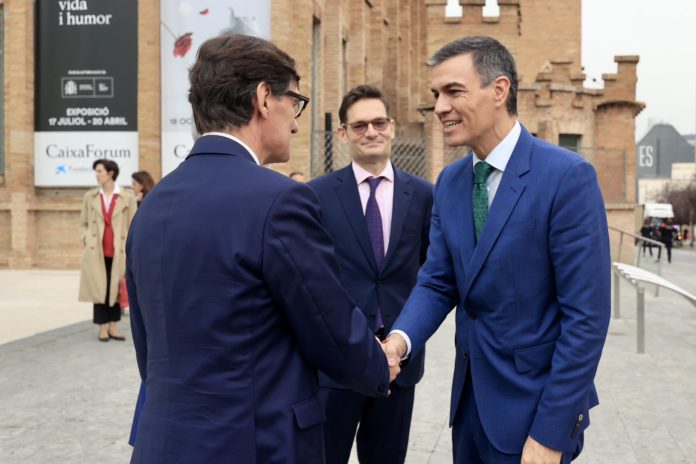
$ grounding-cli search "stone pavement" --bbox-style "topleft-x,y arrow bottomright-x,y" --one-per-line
1,247 -> 695,463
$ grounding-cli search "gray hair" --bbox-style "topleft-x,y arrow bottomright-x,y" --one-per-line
428,36 -> 518,115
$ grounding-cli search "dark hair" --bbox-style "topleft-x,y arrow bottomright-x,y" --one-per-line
188,34 -> 300,134
132,171 -> 155,197
92,159 -> 119,181
428,36 -> 518,115
338,85 -> 391,125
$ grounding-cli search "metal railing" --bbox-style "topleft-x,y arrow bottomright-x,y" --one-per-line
613,262 -> 696,353
608,225 -> 664,296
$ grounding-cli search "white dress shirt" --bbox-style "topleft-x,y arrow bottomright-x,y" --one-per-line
393,121 -> 521,358
202,131 -> 261,166
472,120 -> 521,207
352,161 -> 395,254
99,183 -> 121,210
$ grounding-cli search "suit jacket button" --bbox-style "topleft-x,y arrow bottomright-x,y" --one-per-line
462,351 -> 468,360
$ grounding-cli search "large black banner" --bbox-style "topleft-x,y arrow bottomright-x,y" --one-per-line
35,0 -> 138,186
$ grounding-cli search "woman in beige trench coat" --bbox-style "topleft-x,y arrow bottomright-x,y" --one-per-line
79,159 -> 137,342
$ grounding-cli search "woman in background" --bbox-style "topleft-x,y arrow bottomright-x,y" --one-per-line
131,171 -> 155,206
79,159 -> 137,342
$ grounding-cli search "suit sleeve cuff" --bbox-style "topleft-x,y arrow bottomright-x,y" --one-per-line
388,330 -> 412,359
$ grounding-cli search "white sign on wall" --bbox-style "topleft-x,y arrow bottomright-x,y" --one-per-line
34,132 -> 138,186
34,0 -> 138,187
160,1 -> 271,177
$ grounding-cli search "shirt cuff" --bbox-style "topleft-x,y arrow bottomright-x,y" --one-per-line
388,330 -> 412,360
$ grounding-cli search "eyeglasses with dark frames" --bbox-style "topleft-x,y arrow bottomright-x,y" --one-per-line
285,90 -> 310,118
342,117 -> 392,136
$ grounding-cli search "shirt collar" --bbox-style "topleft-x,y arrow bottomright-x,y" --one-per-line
351,161 -> 394,185
473,120 -> 521,173
202,132 -> 261,166
99,183 -> 121,196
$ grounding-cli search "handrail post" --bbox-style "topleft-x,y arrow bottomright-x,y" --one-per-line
618,231 -> 625,263
613,268 -> 621,319
655,244 -> 662,296
637,286 -> 645,354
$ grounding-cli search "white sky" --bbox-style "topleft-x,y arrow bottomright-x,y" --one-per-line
582,0 -> 696,140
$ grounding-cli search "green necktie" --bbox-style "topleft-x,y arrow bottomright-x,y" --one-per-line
473,161 -> 494,240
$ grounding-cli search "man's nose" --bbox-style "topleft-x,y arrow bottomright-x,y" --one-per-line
434,96 -> 451,117
364,122 -> 379,137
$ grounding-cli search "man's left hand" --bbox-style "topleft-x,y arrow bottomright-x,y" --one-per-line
521,435 -> 562,464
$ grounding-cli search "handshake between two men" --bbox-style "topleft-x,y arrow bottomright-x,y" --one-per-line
380,333 -> 409,384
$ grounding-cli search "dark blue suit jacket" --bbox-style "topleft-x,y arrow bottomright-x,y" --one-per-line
309,165 -> 432,388
392,126 -> 611,455
126,135 -> 390,463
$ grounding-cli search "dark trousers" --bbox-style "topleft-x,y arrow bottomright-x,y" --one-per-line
93,257 -> 121,324
319,384 -> 415,464
657,241 -> 673,263
452,366 -> 578,464
642,241 -> 653,256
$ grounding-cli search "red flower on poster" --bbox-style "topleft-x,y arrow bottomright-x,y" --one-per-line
199,8 -> 209,15
173,33 -> 193,57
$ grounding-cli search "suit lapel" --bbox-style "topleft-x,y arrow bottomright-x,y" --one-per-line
111,194 -> 128,219
383,169 -> 412,270
458,159 -> 477,266
334,166 -> 379,273
462,127 -> 533,299
91,191 -> 104,220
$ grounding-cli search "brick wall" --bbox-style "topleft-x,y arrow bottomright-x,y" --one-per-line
0,211 -> 10,267
0,0 -> 643,268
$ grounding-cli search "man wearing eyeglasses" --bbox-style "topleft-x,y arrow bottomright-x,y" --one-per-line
309,85 -> 433,464
126,36 -> 395,464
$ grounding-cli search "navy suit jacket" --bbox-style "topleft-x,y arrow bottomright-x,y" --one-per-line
392,126 -> 611,455
309,165 -> 433,388
126,135 -> 389,463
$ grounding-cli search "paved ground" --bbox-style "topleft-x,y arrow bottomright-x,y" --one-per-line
1,247 -> 695,463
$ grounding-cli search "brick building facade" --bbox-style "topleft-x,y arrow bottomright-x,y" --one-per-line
0,0 -> 642,268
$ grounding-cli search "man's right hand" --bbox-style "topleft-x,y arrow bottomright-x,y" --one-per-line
381,334 -> 407,382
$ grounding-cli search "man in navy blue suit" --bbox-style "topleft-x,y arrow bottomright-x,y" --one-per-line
308,85 -> 433,464
383,36 -> 611,463
126,35 -> 398,463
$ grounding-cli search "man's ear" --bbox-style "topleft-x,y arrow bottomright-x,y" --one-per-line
492,76 -> 510,110
253,82 -> 273,119
338,125 -> 349,143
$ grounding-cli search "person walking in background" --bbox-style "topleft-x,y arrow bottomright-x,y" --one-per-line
640,218 -> 654,257
382,36 -> 610,463
131,171 -> 155,206
79,159 -> 137,342
683,225 -> 691,247
308,85 -> 433,464
658,218 -> 675,263
125,35 -> 393,463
